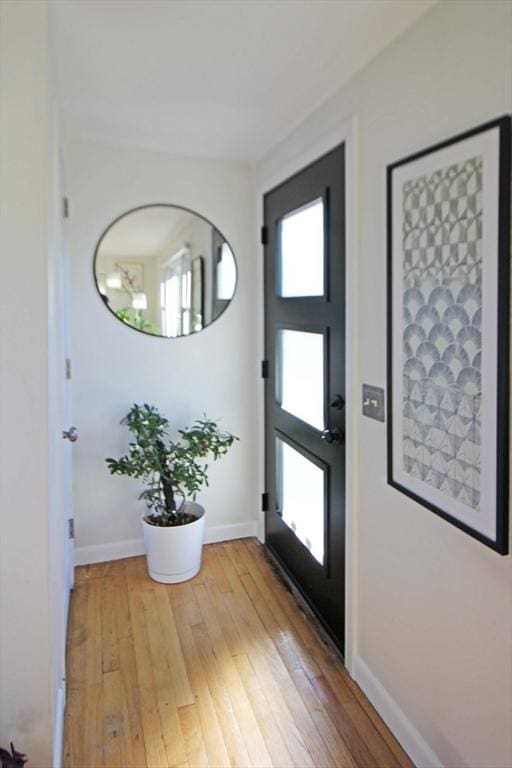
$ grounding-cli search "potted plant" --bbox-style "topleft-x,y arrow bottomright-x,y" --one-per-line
106,403 -> 237,583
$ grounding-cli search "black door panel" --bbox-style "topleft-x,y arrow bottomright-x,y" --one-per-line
264,144 -> 346,651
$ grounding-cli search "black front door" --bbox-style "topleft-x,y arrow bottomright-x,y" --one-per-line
263,145 -> 346,652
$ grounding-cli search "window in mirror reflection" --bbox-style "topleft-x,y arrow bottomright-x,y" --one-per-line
217,243 -> 236,300
94,205 -> 237,338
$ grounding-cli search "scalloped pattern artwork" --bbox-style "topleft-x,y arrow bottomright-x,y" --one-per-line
402,156 -> 482,510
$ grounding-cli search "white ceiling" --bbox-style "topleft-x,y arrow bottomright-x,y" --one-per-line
51,0 -> 436,162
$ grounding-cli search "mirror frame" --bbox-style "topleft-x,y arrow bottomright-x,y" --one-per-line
93,203 -> 238,339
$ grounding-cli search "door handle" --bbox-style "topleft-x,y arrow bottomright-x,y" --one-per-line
320,428 -> 344,445
62,426 -> 78,442
330,394 -> 345,410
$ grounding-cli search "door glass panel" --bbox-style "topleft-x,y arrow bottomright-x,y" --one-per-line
279,198 -> 324,297
276,438 -> 325,565
277,329 -> 324,430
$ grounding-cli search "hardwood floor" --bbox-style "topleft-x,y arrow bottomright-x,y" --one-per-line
63,538 -> 414,768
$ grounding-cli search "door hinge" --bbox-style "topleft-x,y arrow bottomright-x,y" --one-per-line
63,197 -> 69,219
261,359 -> 269,379
65,358 -> 72,380
260,225 -> 268,245
68,518 -> 75,540
261,492 -> 269,512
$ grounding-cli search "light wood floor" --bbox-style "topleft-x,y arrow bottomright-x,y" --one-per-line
63,538 -> 414,768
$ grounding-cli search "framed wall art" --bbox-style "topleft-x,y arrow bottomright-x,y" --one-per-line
387,116 -> 511,554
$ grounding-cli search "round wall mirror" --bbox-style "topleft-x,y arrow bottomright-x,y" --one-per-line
93,204 -> 237,338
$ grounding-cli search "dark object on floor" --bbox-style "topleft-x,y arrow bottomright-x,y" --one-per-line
0,743 -> 28,767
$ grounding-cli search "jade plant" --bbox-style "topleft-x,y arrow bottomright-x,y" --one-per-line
106,403 -> 237,526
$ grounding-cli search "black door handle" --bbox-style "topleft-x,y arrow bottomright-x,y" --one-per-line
330,394 -> 345,410
321,428 -> 344,445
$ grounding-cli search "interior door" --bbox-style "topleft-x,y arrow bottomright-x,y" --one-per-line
263,144 -> 346,652
60,175 -> 75,597
47,146 -> 76,755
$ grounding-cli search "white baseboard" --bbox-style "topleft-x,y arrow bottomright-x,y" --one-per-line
203,521 -> 258,544
74,537 -> 144,565
53,684 -> 65,768
354,656 -> 443,768
74,520 -> 258,566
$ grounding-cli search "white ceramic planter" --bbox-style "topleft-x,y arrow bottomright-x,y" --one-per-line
142,501 -> 205,583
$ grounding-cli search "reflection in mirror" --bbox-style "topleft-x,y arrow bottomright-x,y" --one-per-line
94,205 -> 236,338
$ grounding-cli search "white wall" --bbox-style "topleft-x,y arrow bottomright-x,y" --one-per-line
257,2 -> 512,767
0,2 -> 65,766
67,140 -> 258,561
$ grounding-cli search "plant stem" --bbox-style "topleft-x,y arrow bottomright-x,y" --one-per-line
155,439 -> 176,513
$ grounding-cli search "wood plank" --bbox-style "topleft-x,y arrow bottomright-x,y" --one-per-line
82,577 -> 104,768
74,564 -> 90,587
310,673 -> 386,768
240,540 -> 324,677
65,578 -> 87,685
234,654 -> 294,768
174,602 -> 231,768
224,590 -> 314,768
291,668 -> 358,768
141,587 -> 188,767
278,672 -> 337,768
85,576 -> 103,686
82,682 -> 104,768
153,586 -> 194,708
225,547 -> 320,688
101,574 -> 119,673
239,571 -> 303,672
205,579 -> 244,657
344,696 -> 402,768
191,621 -> 251,767
178,704 -> 209,768
125,560 -> 168,768
118,635 -> 147,768
194,584 -> 272,767
226,538 -> 249,576
88,559 -> 126,580
114,567 -> 133,642
168,579 -> 202,625
103,670 -> 125,768
201,542 -> 232,593
310,661 -> 402,767
62,685 -> 84,768
221,568 -> 331,768
345,677 -> 416,768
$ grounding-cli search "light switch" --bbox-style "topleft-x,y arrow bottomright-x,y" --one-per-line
362,384 -> 385,422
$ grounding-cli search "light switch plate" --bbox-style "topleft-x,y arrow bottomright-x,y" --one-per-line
362,384 -> 385,422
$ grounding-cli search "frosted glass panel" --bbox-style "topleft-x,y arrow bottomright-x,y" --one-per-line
279,330 -> 324,430
279,198 -> 324,297
277,439 -> 324,565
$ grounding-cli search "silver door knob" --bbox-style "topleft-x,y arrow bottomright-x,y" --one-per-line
320,428 -> 344,445
62,426 -> 78,442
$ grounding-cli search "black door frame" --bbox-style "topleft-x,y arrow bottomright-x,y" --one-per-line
262,143 -> 347,653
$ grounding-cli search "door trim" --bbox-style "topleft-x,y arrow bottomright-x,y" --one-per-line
256,114 -> 360,674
